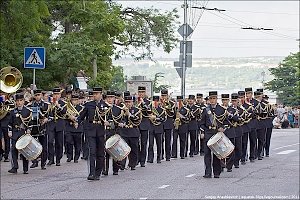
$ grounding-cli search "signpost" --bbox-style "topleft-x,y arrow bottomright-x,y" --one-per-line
24,47 -> 46,88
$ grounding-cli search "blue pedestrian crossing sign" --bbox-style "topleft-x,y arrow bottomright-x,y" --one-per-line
24,47 -> 46,69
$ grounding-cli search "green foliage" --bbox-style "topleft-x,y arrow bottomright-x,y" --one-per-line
265,52 -> 300,106
153,72 -> 170,93
0,0 -> 179,91
115,7 -> 179,60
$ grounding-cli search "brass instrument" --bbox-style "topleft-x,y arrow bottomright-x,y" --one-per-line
162,98 -> 175,117
65,99 -> 80,122
174,111 -> 181,130
123,106 -> 142,127
0,66 -> 23,120
150,101 -> 164,126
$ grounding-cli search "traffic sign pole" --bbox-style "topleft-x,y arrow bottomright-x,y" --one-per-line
33,69 -> 36,88
181,0 -> 188,98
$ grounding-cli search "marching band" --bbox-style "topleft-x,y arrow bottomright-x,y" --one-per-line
0,67 -> 276,180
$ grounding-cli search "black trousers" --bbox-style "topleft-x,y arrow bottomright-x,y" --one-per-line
32,135 -> 48,167
234,136 -> 242,166
138,130 -> 149,165
264,127 -> 273,155
225,137 -> 235,170
48,130 -> 63,163
1,127 -> 10,159
200,138 -> 205,154
66,133 -> 82,161
204,137 -> 221,176
164,129 -> 172,160
195,130 -> 200,154
87,135 -> 105,177
178,131 -> 187,158
241,132 -> 249,162
121,137 -> 139,168
148,131 -> 162,162
186,130 -> 197,156
257,128 -> 266,158
249,128 -> 257,160
171,129 -> 178,157
11,139 -> 28,171
81,133 -> 89,159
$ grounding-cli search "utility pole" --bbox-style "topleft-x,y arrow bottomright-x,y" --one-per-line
181,0 -> 188,97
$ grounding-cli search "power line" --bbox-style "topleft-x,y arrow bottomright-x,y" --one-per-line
205,10 -> 298,40
224,9 -> 299,16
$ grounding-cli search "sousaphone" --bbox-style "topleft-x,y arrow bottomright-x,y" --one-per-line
0,66 -> 23,120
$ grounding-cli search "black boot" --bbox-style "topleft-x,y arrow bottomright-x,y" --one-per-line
30,162 -> 38,168
8,168 -> 17,174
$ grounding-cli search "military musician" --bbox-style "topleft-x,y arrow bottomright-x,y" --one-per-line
147,96 -> 166,164
200,91 -> 227,178
7,93 -> 32,174
47,87 -> 67,166
172,95 -> 190,159
161,89 -> 175,161
77,87 -> 110,180
186,95 -> 201,157
137,86 -> 151,167
245,87 -> 259,162
119,95 -> 142,170
102,91 -> 123,175
254,90 -> 268,160
65,94 -> 84,163
27,89 -> 50,170
196,93 -> 206,156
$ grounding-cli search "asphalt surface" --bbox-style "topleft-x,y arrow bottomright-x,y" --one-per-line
1,128 -> 299,199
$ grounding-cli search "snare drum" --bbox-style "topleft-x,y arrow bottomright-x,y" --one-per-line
105,134 -> 131,161
207,132 -> 234,159
15,134 -> 43,160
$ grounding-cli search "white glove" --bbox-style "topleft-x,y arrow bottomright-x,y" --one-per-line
118,123 -> 125,128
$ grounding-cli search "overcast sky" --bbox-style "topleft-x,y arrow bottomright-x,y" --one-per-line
117,0 -> 299,58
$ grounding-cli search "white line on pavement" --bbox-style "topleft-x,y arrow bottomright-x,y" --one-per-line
276,150 -> 297,155
158,185 -> 170,189
139,198 -> 147,200
273,143 -> 299,150
185,174 -> 196,178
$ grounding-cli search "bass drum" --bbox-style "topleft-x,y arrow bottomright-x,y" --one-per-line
207,132 -> 234,159
15,134 -> 43,160
105,134 -> 131,161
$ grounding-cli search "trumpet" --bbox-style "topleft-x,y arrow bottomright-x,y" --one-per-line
174,111 -> 181,130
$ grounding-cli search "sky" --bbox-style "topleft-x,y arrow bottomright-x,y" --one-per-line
117,0 -> 299,58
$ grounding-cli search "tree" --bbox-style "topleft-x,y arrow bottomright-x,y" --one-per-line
265,52 -> 300,106
152,72 -> 170,93
0,1 -> 179,91
115,6 -> 179,60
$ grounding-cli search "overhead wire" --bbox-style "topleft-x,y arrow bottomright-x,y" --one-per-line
205,10 -> 298,40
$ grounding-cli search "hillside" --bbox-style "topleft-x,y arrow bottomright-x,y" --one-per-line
114,56 -> 284,96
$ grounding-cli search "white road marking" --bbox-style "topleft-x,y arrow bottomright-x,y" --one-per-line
158,185 -> 170,189
139,198 -> 147,200
185,174 -> 196,178
276,150 -> 296,155
273,143 -> 299,150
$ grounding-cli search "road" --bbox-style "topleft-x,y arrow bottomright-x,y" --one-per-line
1,128 -> 299,199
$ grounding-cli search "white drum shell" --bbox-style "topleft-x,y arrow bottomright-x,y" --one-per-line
105,134 -> 131,161
15,134 -> 43,160
207,132 -> 234,159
